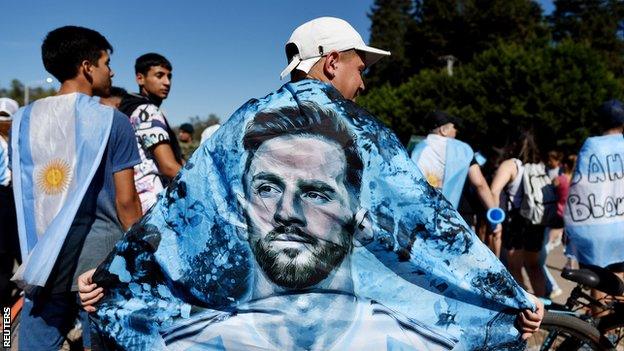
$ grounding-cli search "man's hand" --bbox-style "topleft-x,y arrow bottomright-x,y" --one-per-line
78,268 -> 104,313
517,294 -> 544,340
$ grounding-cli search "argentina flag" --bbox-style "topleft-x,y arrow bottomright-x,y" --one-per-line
411,137 -> 473,209
91,80 -> 534,350
11,93 -> 113,288
564,134 -> 624,267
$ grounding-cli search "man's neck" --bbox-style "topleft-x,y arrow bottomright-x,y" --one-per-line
428,132 -> 449,140
140,89 -> 163,107
603,127 -> 624,136
57,79 -> 93,96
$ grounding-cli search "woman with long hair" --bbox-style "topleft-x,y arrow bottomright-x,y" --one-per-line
490,130 -> 547,297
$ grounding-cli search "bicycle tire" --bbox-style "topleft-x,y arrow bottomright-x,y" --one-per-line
525,311 -> 610,350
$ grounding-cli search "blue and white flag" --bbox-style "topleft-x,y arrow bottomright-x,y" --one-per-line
564,134 -> 624,267
11,93 -> 113,288
92,80 -> 533,350
411,135 -> 473,208
0,137 -> 10,186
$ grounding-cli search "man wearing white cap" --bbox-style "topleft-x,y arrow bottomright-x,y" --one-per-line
280,17 -> 390,101
0,97 -> 20,307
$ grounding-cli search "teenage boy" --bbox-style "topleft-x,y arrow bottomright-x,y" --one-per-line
11,26 -> 142,350
118,53 -> 184,213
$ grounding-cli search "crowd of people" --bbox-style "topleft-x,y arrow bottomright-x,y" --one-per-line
411,103 -> 624,302
0,14 -> 622,351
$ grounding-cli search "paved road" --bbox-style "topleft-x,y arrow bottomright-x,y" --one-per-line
544,243 -> 576,304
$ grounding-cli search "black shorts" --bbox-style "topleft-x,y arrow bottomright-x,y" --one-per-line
550,215 -> 564,229
502,209 -> 545,252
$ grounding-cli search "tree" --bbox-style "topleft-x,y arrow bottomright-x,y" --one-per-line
359,41 -> 623,151
550,0 -> 624,74
365,0 -> 549,89
0,79 -> 56,106
366,0 -> 416,87
411,0 -> 548,71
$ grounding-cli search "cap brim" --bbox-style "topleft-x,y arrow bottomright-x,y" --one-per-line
355,45 -> 391,68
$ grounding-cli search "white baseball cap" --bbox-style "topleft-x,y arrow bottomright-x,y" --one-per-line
0,98 -> 19,121
280,17 -> 391,80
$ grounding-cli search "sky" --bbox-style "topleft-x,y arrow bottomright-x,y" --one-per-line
1,0 -> 554,126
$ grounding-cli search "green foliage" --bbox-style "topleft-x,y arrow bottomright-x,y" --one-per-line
411,0 -> 547,71
365,0 -> 549,87
0,79 -> 56,106
549,0 -> 624,74
359,41 -> 624,150
367,0 -> 415,86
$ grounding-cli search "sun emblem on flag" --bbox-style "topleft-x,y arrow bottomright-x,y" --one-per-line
37,159 -> 72,195
425,172 -> 442,189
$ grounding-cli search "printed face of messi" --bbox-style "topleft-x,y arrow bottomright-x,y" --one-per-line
244,134 -> 356,289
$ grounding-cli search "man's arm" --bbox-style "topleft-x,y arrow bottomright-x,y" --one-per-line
152,143 -> 183,179
467,164 -> 496,209
114,168 -> 142,230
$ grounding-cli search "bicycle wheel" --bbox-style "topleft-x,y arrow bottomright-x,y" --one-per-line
525,311 -> 607,350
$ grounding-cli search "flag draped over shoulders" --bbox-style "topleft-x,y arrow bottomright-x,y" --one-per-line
92,80 -> 532,350
11,93 -> 113,288
411,136 -> 473,208
564,134 -> 624,267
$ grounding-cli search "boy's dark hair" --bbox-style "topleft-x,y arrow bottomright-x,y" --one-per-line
597,99 -> 624,130
135,53 -> 172,75
42,26 -> 113,82
109,86 -> 127,98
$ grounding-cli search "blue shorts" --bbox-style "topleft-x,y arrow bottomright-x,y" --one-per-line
19,292 -> 91,350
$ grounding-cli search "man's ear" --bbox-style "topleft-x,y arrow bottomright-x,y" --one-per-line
80,60 -> 93,83
439,124 -> 447,137
136,72 -> 145,86
352,208 -> 373,247
322,51 -> 340,79
439,124 -> 452,137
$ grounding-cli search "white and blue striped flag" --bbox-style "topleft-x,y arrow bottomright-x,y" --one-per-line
411,137 -> 473,209
11,93 -> 113,288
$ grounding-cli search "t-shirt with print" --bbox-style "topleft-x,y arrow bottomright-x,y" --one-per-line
119,93 -> 182,213
47,110 -> 141,293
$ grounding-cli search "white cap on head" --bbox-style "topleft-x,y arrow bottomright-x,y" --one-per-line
0,98 -> 19,121
280,17 -> 391,80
